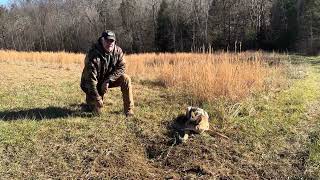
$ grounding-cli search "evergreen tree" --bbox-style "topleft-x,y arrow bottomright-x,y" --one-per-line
155,0 -> 173,52
298,0 -> 320,55
271,0 -> 299,51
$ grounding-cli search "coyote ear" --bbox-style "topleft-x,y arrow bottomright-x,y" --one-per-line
204,111 -> 209,118
186,106 -> 192,118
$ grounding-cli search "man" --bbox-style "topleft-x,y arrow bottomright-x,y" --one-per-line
80,30 -> 134,116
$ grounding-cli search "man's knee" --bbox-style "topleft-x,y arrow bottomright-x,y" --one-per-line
118,74 -> 131,88
109,74 -> 132,88
122,74 -> 131,85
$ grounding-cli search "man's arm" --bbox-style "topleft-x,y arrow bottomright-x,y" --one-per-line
106,48 -> 126,83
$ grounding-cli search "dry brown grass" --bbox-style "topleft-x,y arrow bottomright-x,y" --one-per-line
0,50 -> 84,64
126,52 -> 283,102
0,50 -> 283,102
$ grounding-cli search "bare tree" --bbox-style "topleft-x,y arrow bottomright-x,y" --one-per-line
0,0 -> 318,54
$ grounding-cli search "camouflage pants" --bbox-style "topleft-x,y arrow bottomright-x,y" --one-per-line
85,74 -> 134,114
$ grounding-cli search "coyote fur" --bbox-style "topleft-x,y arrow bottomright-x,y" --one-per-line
184,106 -> 210,134
176,106 -> 229,143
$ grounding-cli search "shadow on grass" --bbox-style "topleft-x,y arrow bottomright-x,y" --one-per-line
165,114 -> 188,145
0,104 -> 94,121
169,114 -> 187,132
310,60 -> 320,65
288,55 -> 320,66
139,79 -> 166,88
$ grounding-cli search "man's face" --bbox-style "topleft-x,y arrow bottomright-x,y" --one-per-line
102,37 -> 115,52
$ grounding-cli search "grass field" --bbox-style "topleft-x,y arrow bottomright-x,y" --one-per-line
0,51 -> 319,179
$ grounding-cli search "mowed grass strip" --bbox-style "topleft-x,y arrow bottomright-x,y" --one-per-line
226,61 -> 320,178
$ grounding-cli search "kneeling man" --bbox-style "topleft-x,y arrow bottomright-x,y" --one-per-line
80,30 -> 134,116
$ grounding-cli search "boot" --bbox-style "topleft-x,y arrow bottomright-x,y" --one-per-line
125,109 -> 134,117
84,94 -> 103,115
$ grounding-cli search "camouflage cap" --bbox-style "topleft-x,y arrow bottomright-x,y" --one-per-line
101,30 -> 116,41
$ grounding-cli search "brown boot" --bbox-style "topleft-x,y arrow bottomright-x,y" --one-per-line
92,105 -> 102,115
125,109 -> 134,117
84,94 -> 103,115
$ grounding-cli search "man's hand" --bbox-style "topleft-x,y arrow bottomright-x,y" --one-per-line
96,99 -> 104,108
95,96 -> 103,108
101,81 -> 109,95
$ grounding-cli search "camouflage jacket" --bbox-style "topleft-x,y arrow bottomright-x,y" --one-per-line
80,41 -> 126,100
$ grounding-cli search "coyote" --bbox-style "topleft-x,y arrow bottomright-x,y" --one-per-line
184,106 -> 210,134
176,106 -> 229,143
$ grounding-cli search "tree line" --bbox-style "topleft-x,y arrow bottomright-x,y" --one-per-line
0,0 -> 319,55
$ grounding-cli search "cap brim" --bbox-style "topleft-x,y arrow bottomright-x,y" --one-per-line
105,36 -> 116,41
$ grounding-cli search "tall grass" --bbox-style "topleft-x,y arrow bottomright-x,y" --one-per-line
0,50 -> 284,102
0,50 -> 84,64
126,52 -> 283,102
